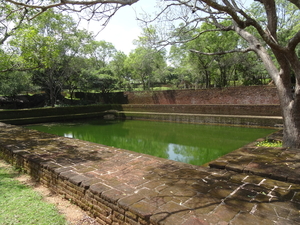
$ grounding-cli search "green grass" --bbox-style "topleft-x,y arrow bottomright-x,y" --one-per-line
256,140 -> 283,148
0,161 -> 66,225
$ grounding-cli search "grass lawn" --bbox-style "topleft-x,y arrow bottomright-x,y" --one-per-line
0,161 -> 66,225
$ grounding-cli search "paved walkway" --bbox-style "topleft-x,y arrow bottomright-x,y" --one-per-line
210,130 -> 300,184
0,123 -> 300,224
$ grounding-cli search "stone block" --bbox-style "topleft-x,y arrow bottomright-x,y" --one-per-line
69,174 -> 91,186
89,182 -> 111,195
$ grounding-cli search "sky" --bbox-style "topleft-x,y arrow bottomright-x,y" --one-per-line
79,0 -> 252,55
81,0 -> 156,55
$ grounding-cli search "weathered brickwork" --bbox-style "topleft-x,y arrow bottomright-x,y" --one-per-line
125,86 -> 279,105
121,104 -> 282,116
0,125 -> 154,225
1,122 -> 300,224
121,111 -> 282,127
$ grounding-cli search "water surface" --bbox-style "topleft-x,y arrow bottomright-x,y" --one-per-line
26,120 -> 275,166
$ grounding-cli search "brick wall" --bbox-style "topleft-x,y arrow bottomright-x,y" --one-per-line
125,86 -> 279,105
0,123 -> 154,225
121,104 -> 282,116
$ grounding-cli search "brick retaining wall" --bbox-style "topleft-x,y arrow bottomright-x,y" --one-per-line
72,86 -> 279,105
121,112 -> 282,127
0,104 -> 282,125
124,86 -> 279,105
122,104 -> 282,116
0,123 -> 156,224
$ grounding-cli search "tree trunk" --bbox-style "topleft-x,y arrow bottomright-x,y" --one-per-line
233,25 -> 300,148
194,78 -> 198,90
50,87 -> 55,107
205,71 -> 210,88
276,52 -> 300,148
141,75 -> 146,91
282,110 -> 300,148
278,88 -> 300,148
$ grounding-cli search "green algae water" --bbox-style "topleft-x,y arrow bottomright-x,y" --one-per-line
26,120 -> 275,166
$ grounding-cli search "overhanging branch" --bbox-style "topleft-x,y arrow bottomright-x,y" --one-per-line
5,0 -> 138,9
4,0 -> 138,21
0,66 -> 41,73
287,0 -> 300,9
288,30 -> 300,51
0,7 -> 28,45
189,47 -> 254,55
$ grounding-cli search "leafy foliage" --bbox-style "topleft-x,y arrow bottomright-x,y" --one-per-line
0,71 -> 34,97
0,1 -> 299,110
256,140 -> 283,148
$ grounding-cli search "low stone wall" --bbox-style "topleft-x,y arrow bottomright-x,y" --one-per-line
0,123 -> 156,224
0,104 -> 282,126
121,104 -> 282,116
0,105 -> 118,120
121,112 -> 282,127
0,105 -> 122,125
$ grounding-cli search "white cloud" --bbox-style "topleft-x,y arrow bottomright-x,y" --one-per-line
96,22 -> 140,54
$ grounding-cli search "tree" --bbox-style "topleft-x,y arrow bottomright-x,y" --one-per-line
80,40 -> 118,94
109,51 -> 132,91
95,67 -> 118,94
168,21 -> 264,88
0,71 -> 33,97
85,40 -> 117,68
9,10 -> 94,107
80,66 -> 117,94
143,0 -> 300,148
127,27 -> 168,90
125,47 -> 167,90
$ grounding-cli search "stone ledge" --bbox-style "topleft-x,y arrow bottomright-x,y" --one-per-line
122,111 -> 283,127
209,132 -> 300,184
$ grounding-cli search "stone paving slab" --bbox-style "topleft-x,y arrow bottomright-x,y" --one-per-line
1,123 -> 300,224
209,130 -> 300,184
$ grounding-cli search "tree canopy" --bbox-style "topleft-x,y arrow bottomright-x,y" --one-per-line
1,0 -> 300,148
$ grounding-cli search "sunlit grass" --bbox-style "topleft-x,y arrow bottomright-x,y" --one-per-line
0,161 -> 66,225
256,140 -> 282,147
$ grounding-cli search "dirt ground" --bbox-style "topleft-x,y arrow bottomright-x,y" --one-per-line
1,160 -> 100,225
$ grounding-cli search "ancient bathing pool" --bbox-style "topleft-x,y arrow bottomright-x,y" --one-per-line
26,119 -> 275,166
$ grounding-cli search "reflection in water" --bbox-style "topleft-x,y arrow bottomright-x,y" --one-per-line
64,133 -> 73,138
167,143 -> 194,163
26,119 -> 275,166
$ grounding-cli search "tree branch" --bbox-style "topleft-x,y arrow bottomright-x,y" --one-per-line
0,66 -> 41,73
287,30 -> 300,51
4,0 -> 138,21
287,0 -> 300,9
5,0 -> 138,8
196,0 -> 284,51
154,26 -> 234,50
189,47 -> 254,56
258,0 -> 278,41
0,7 -> 28,45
